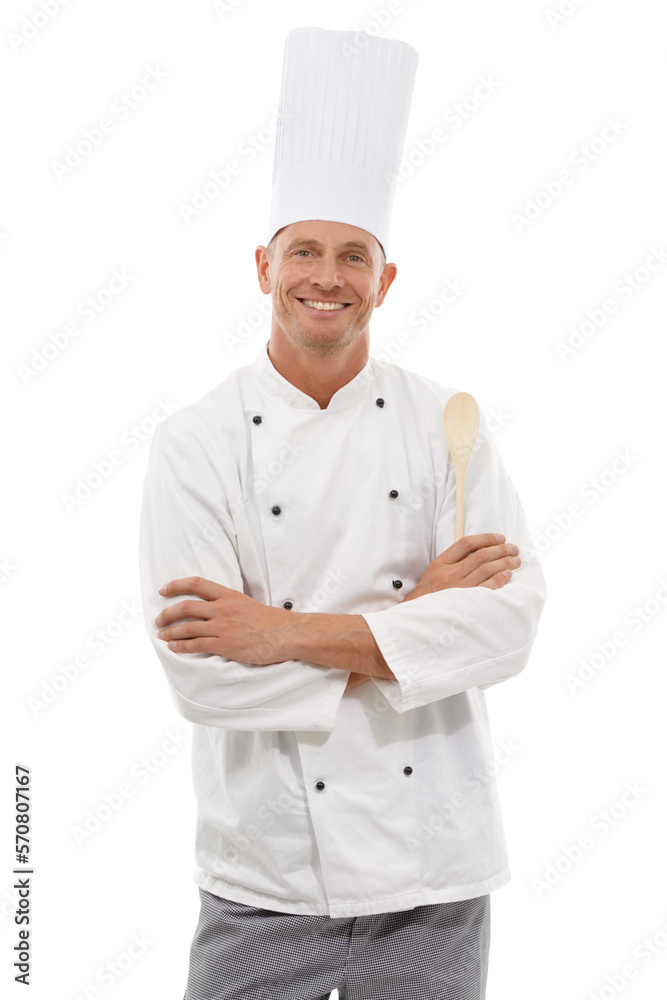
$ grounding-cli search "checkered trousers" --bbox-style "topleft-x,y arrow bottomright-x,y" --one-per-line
183,887 -> 490,1000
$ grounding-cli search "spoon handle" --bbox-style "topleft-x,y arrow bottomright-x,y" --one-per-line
443,392 -> 481,541
455,473 -> 465,541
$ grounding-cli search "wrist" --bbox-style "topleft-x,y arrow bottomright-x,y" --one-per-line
287,612 -> 387,677
271,607 -> 306,660
403,584 -> 429,602
288,612 -> 359,668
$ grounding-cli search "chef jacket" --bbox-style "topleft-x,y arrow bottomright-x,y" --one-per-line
138,338 -> 547,918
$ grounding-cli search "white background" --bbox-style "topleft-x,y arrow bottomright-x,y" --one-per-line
2,1 -> 666,998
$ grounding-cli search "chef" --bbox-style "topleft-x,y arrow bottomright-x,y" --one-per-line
138,25 -> 547,1000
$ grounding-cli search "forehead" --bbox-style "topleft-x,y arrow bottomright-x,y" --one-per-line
277,220 -> 377,255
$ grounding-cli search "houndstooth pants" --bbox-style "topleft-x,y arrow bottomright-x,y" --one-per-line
183,887 -> 490,1000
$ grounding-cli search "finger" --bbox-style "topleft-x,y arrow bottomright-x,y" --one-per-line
158,576 -> 227,600
161,635 -> 221,654
157,619 -> 217,642
155,599 -> 213,627
465,555 -> 520,588
438,533 -> 507,564
459,543 -> 520,582
478,569 -> 514,590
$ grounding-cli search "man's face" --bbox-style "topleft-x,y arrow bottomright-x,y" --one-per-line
255,220 -> 397,356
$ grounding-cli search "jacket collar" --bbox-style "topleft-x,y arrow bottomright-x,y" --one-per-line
252,339 -> 377,411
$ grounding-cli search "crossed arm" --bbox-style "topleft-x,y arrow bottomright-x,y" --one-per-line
154,533 -> 521,693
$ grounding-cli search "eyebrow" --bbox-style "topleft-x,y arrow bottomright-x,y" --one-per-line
283,238 -> 372,254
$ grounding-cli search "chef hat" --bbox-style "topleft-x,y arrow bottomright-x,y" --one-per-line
267,25 -> 419,257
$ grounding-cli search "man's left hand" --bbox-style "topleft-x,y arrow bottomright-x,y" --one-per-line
155,577 -> 295,664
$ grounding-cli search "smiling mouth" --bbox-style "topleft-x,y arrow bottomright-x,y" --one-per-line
297,298 -> 351,314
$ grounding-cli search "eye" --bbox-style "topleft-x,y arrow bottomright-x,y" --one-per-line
348,255 -> 362,262
296,250 -> 312,257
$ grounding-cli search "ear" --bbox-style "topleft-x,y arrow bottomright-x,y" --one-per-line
375,262 -> 398,307
255,246 -> 272,294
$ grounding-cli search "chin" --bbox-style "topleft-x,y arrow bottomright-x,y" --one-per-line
292,325 -> 357,354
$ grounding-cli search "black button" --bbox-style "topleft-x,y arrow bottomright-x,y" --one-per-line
403,766 -> 413,775
283,601 -> 293,610
376,397 -> 385,407
252,415 -> 262,425
389,489 -> 399,499
315,781 -> 325,791
392,580 -> 403,589
271,506 -> 281,516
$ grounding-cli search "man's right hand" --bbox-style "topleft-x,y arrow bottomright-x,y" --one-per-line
403,533 -> 520,602
344,534 -> 520,691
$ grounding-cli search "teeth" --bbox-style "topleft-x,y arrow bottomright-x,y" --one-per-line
302,299 -> 347,311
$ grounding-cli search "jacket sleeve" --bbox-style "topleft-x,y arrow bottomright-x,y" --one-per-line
360,408 -> 547,712
138,416 -> 348,731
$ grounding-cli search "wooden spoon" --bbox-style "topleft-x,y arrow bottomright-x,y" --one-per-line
443,391 -> 481,540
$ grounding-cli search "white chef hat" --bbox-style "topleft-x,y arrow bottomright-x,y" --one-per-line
267,26 -> 419,257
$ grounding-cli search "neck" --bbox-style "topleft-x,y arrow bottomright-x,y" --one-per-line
267,329 -> 369,409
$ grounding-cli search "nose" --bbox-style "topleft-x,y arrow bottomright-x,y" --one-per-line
309,253 -> 344,290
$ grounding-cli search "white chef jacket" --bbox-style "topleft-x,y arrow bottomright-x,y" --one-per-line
138,339 -> 547,918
